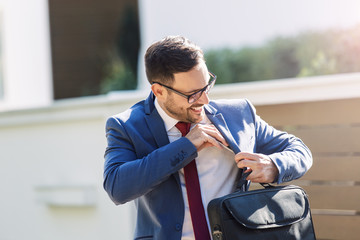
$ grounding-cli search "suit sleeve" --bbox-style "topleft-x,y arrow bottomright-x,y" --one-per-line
103,116 -> 197,205
246,100 -> 313,184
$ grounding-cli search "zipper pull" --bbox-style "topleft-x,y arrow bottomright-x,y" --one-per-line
212,225 -> 223,240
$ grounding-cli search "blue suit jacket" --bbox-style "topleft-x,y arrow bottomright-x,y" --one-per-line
103,92 -> 312,240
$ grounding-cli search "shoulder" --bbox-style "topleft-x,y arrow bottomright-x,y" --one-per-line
106,100 -> 147,127
207,98 -> 258,124
209,98 -> 255,113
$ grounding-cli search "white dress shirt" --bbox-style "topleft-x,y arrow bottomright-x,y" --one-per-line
154,99 -> 238,240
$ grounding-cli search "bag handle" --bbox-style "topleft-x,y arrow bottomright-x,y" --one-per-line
235,169 -> 274,191
235,169 -> 251,191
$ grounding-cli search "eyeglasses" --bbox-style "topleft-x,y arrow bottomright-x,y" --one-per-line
153,72 -> 216,104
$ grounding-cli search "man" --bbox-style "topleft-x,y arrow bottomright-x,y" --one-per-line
103,36 -> 312,240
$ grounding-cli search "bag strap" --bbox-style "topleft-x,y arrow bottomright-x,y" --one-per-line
235,169 -> 274,191
235,169 -> 251,191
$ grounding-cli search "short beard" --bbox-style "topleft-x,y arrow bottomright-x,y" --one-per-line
163,95 -> 204,123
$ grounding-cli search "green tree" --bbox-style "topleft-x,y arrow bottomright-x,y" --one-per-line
205,25 -> 360,84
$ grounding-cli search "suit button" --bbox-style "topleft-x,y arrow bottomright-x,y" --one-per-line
282,175 -> 292,182
171,157 -> 179,166
175,223 -> 182,231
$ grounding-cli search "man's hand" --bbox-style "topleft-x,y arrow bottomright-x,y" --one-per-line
185,124 -> 229,152
234,152 -> 279,183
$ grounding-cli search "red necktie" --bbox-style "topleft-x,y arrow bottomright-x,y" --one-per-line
175,122 -> 211,240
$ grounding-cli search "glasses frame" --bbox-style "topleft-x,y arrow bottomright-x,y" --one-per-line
153,71 -> 217,104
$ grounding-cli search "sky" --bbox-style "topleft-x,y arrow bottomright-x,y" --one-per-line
141,0 -> 360,50
200,0 -> 360,49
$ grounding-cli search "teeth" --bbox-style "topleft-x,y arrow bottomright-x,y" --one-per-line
191,107 -> 202,110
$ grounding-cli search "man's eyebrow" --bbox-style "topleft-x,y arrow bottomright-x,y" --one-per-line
183,84 -> 206,94
184,88 -> 202,94
183,77 -> 210,94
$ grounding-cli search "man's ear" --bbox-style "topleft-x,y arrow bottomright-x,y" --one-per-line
151,83 -> 166,101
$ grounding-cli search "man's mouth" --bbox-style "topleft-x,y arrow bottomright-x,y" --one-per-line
189,105 -> 203,113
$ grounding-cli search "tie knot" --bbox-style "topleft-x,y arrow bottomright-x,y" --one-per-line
175,122 -> 191,137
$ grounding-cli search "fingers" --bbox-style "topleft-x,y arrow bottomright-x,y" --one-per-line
185,124 -> 229,150
199,124 -> 228,146
234,152 -> 279,183
235,152 -> 259,172
235,152 -> 258,164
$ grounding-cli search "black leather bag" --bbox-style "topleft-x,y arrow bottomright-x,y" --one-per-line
207,179 -> 316,240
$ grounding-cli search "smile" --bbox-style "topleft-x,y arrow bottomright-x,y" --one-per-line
190,106 -> 203,112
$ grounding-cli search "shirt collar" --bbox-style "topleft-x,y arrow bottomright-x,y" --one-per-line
154,98 -> 210,132
154,98 -> 179,132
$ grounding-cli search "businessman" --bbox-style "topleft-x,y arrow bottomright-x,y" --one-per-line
103,36 -> 312,240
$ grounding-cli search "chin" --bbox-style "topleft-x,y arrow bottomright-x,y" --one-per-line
191,115 -> 204,123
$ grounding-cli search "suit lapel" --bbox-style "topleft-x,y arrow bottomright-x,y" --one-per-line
144,93 -> 181,186
205,104 -> 241,154
144,93 -> 170,148
205,103 -> 246,191
145,111 -> 169,148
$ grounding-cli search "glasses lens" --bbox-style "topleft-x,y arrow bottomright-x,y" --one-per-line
188,91 -> 202,104
206,79 -> 215,94
188,73 -> 216,104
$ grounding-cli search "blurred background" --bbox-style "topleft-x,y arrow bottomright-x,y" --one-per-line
0,0 -> 359,239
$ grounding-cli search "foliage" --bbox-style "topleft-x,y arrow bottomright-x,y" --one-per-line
100,54 -> 137,93
115,5 -> 140,80
100,5 -> 140,93
205,25 -> 360,84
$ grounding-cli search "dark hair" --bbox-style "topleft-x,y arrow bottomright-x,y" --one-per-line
145,36 -> 204,85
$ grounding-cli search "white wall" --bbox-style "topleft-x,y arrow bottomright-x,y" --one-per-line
0,93 -> 143,240
0,0 -> 53,111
